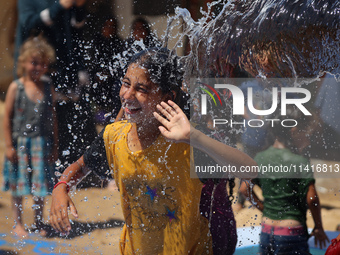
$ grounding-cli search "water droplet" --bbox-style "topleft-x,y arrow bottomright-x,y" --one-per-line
104,112 -> 112,118
54,171 -> 62,177
27,167 -> 32,172
84,197 -> 88,202
32,204 -> 40,210
62,150 -> 70,156
55,159 -> 61,167
26,124 -> 31,129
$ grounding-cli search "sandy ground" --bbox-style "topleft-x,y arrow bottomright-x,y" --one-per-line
0,100 -> 339,255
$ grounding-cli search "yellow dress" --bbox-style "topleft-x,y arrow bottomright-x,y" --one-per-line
103,121 -> 212,254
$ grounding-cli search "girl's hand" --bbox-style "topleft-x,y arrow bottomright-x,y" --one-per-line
6,146 -> 18,164
153,100 -> 191,144
49,184 -> 78,235
311,227 -> 329,249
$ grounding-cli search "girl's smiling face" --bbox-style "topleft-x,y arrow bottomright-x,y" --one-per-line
120,63 -> 170,126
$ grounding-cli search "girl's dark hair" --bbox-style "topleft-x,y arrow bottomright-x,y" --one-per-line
128,47 -> 189,116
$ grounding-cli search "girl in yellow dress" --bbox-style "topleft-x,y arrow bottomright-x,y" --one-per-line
49,48 -> 257,254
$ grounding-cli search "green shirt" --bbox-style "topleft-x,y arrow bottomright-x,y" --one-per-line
253,147 -> 314,225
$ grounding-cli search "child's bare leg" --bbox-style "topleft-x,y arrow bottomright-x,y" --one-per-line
34,197 -> 47,236
12,196 -> 28,238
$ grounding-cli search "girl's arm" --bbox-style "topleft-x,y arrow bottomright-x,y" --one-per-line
239,180 -> 264,211
49,156 -> 87,234
153,100 -> 257,179
307,182 -> 329,249
4,81 -> 18,163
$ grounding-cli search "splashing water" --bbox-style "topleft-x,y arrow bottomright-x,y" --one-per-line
169,0 -> 340,82
158,0 -> 340,149
208,184 -> 217,229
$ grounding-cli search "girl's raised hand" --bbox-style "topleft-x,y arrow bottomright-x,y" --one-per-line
153,100 -> 191,144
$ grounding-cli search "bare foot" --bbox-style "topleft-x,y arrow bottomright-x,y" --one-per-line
12,224 -> 28,239
35,222 -> 49,237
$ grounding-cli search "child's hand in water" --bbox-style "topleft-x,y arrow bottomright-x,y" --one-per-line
311,226 -> 330,250
153,100 -> 191,143
49,184 -> 78,235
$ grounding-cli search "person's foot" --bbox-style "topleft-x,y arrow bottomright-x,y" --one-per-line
12,224 -> 28,238
35,222 -> 50,237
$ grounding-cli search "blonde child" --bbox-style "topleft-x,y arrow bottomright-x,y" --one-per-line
3,36 -> 58,238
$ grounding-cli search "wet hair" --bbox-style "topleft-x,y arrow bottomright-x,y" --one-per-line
127,47 -> 189,114
17,35 -> 55,77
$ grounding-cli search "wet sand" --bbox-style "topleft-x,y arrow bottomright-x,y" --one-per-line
0,100 -> 339,254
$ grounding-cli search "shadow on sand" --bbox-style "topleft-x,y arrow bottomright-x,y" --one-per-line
29,218 -> 124,239
0,250 -> 17,255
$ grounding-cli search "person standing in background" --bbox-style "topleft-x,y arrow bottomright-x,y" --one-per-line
89,16 -> 124,125
314,73 -> 340,151
125,17 -> 161,52
240,105 -> 329,254
3,36 -> 58,238
14,0 -> 97,166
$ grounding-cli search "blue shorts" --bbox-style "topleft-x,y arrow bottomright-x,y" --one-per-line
259,226 -> 310,255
